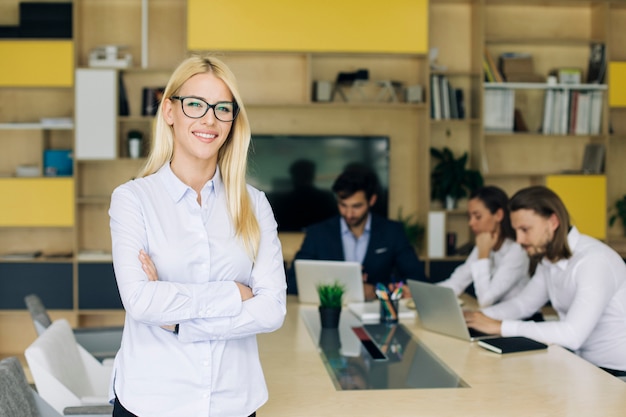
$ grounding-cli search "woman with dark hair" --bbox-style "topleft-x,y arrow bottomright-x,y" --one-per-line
437,186 -> 529,307
465,186 -> 626,377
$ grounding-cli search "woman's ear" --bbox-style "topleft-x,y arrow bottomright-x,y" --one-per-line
494,207 -> 504,222
162,98 -> 174,125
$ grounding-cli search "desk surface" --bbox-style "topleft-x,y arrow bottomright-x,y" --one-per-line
257,295 -> 626,417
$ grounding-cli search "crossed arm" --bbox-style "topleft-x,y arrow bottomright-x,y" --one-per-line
138,249 -> 254,332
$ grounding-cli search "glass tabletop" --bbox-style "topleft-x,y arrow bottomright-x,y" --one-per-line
300,307 -> 468,390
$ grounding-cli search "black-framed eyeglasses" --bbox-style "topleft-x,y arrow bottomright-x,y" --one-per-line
170,96 -> 239,122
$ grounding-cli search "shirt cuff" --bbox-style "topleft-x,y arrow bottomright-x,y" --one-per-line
500,319 -> 520,337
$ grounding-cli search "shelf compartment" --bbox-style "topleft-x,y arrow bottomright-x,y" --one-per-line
482,134 -> 590,176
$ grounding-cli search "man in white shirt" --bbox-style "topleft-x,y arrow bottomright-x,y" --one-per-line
465,185 -> 626,376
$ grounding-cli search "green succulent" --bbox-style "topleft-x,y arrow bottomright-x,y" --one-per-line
316,281 -> 345,308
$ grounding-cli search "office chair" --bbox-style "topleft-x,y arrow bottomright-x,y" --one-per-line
0,356 -> 112,417
24,319 -> 114,415
24,294 -> 123,362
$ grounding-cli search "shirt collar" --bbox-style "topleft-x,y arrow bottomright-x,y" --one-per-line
157,162 -> 222,203
340,213 -> 372,237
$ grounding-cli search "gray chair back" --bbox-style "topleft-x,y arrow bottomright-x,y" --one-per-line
0,356 -> 40,417
24,294 -> 53,335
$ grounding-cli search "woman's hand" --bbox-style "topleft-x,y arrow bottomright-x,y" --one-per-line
139,249 -> 158,281
475,230 -> 498,259
236,282 -> 254,301
464,310 -> 502,335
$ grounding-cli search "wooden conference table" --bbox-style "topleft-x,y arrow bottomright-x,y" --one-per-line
256,295 -> 626,417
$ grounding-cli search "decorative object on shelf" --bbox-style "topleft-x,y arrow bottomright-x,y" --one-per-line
497,52 -> 543,83
331,69 -> 369,102
429,47 -> 447,72
405,84 -> 423,103
127,130 -> 143,159
317,281 -> 345,329
43,149 -> 73,176
609,195 -> 626,236
88,45 -> 132,68
397,207 -> 425,251
430,146 -> 483,209
313,80 -> 333,102
15,165 -> 40,177
587,43 -> 606,84
142,86 -> 165,116
376,80 -> 403,102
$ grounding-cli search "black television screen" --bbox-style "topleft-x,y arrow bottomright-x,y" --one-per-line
247,134 -> 390,232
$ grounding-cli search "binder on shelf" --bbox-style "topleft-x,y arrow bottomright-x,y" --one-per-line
589,90 -> 603,135
542,89 -> 555,134
440,76 -> 451,120
483,88 -> 514,132
427,211 -> 446,258
484,48 -> 504,82
430,74 -> 441,120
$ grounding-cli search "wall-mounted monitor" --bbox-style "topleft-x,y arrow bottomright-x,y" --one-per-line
247,134 -> 390,232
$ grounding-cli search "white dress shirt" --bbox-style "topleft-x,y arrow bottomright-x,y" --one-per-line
340,214 -> 371,264
483,227 -> 626,371
437,238 -> 530,307
108,163 -> 286,417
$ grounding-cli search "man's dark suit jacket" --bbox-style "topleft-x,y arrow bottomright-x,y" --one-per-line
286,214 -> 425,294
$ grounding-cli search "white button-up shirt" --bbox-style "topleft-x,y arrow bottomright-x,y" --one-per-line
109,163 -> 286,416
484,227 -> 626,371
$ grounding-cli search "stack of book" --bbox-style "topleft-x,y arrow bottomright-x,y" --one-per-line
430,74 -> 465,120
542,89 -> 603,135
483,88 -> 515,132
483,49 -> 504,83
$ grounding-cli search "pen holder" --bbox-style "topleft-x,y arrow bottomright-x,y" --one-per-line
379,298 -> 399,324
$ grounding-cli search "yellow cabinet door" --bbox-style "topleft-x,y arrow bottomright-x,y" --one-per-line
0,41 -> 74,87
188,0 -> 428,54
546,175 -> 606,240
0,178 -> 74,227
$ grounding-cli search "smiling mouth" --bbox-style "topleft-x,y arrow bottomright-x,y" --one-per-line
194,132 -> 217,139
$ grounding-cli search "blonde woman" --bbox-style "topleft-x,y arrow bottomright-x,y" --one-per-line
109,55 -> 286,417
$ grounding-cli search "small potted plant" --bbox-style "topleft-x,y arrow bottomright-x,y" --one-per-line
430,146 -> 484,209
316,281 -> 345,328
609,194 -> 626,236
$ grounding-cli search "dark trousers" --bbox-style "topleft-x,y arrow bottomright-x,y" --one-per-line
114,397 -> 256,417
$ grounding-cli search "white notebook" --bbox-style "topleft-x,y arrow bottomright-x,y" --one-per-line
347,300 -> 416,324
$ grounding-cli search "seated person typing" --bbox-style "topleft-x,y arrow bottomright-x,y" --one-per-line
286,167 -> 425,300
437,186 -> 530,308
465,186 -> 626,377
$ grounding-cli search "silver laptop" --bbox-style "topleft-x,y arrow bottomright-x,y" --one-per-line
406,279 -> 496,341
294,260 -> 364,305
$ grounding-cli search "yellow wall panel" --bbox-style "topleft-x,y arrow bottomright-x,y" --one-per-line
188,0 -> 428,54
0,41 -> 74,87
546,175 -> 606,240
0,178 -> 74,226
609,62 -> 626,107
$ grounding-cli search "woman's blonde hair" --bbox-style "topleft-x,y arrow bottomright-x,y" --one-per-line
139,54 -> 260,259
